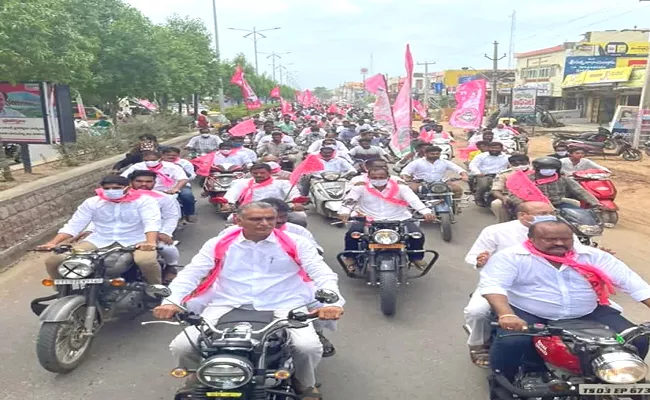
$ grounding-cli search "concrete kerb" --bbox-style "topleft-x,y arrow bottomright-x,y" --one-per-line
0,133 -> 196,271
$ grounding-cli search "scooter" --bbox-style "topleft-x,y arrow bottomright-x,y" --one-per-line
309,172 -> 350,222
552,126 -> 615,149
203,163 -> 246,213
572,169 -> 619,227
565,135 -> 642,161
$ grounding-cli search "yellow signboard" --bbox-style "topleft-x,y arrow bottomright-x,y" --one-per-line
562,71 -> 587,88
616,57 -> 648,68
618,68 -> 646,89
442,69 -> 490,86
582,67 -> 632,84
580,41 -> 649,57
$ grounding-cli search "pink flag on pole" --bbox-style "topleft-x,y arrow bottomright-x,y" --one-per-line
302,90 -> 315,106
295,90 -> 304,104
230,65 -> 262,110
365,73 -> 386,94
327,104 -> 339,114
280,97 -> 293,114
369,75 -> 397,137
270,86 -> 281,98
449,79 -> 486,129
505,170 -> 551,203
413,99 -> 427,118
290,154 -> 325,185
228,119 -> 256,137
391,44 -> 414,157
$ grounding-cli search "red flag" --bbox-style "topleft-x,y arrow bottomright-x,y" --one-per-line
365,73 -> 386,94
230,66 -> 244,85
230,65 -> 261,110
270,86 -> 281,98
413,99 -> 427,118
391,44 -> 414,157
228,119 -> 256,137
280,97 -> 293,114
449,79 -> 486,129
289,154 -> 325,185
505,170 -> 551,203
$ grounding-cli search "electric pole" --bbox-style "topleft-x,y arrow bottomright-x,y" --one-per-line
228,26 -> 281,74
417,60 -> 436,109
508,11 -> 516,69
261,51 -> 290,82
485,41 -> 506,108
211,0 -> 225,111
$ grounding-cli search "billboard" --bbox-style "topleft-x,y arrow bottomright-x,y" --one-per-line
0,82 -> 51,144
564,56 -> 616,77
512,88 -> 537,115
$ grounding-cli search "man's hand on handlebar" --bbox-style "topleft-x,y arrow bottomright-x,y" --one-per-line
157,233 -> 174,245
499,314 -> 528,331
317,306 -> 344,320
338,213 -> 350,224
423,213 -> 436,222
35,242 -> 59,251
136,242 -> 157,251
460,173 -> 469,182
153,304 -> 183,320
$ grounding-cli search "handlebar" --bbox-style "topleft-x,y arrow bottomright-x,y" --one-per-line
490,321 -> 650,345
34,245 -> 137,255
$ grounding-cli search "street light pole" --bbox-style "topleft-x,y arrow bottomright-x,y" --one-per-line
261,51 -> 290,82
211,0 -> 225,111
228,26 -> 281,74
633,3 -> 650,147
417,60 -> 436,110
485,41 -> 506,108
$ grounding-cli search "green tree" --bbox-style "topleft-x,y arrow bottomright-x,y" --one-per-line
313,86 -> 332,101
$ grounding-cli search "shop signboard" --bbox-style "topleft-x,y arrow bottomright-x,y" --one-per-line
564,56 -> 616,77
582,67 -> 632,84
511,88 -> 537,115
580,42 -> 649,57
618,68 -> 646,89
609,106 -> 650,141
562,71 -> 587,88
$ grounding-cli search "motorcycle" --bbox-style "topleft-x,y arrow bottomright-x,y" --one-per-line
31,245 -> 173,373
432,137 -> 454,160
204,163 -> 246,213
468,173 -> 497,210
500,135 -> 529,155
416,178 -> 469,242
552,127 -> 616,150
557,207 -> 604,247
488,321 -> 650,400
335,218 -> 439,316
573,169 -> 619,227
309,172 -> 350,222
564,135 -> 642,161
143,286 -> 340,400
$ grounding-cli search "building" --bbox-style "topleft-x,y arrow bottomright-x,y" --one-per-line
515,45 -> 567,110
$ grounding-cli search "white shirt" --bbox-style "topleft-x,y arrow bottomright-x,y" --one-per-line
173,158 -> 196,181
121,161 -> 188,191
282,223 -> 323,253
238,147 -> 258,164
186,135 -> 223,154
313,157 -> 356,177
468,152 -> 510,175
468,134 -> 503,147
560,157 -> 610,175
401,158 -> 466,182
257,134 -> 295,146
307,139 -> 348,154
224,178 -> 301,204
59,196 -> 161,248
298,128 -> 327,139
492,128 -> 513,141
211,151 -> 250,167
165,230 -> 344,314
339,182 -> 432,220
478,244 -> 650,320
349,174 -> 406,186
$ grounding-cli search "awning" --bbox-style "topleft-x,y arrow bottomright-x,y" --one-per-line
562,67 -> 633,88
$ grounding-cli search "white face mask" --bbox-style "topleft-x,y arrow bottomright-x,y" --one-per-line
556,151 -> 567,156
539,168 -> 557,176
145,160 -> 160,168
103,189 -> 125,200
201,134 -> 211,138
370,179 -> 388,187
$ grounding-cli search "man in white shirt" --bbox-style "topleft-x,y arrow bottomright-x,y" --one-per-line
400,145 -> 468,198
254,121 -> 275,143
230,136 -> 258,165
38,175 -> 163,284
491,123 -> 513,142
468,142 -> 510,207
185,128 -> 222,155
209,142 -> 252,169
121,151 -> 189,193
338,167 -> 435,272
161,147 -> 198,223
154,202 -> 344,400
312,146 -> 356,178
307,132 -> 348,154
349,159 -> 406,186
560,148 -> 610,175
480,219 -> 650,382
298,120 -> 327,143
468,130 -> 496,147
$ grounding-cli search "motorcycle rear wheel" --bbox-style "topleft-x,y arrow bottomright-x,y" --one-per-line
604,139 -> 617,150
622,148 -> 643,161
379,271 -> 398,316
440,213 -> 452,242
36,306 -> 93,373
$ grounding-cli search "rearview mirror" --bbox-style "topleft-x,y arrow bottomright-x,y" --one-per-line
145,284 -> 171,299
315,289 -> 339,304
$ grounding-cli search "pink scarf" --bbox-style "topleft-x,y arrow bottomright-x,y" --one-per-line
192,148 -> 243,177
137,189 -> 165,198
95,188 -> 142,203
523,240 -> 615,305
147,163 -> 175,187
182,227 -> 311,303
365,179 -> 408,206
238,177 -> 275,205
532,172 -> 560,185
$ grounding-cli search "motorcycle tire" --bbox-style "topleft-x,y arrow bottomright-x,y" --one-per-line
379,271 -> 398,316
440,213 -> 452,242
622,148 -> 643,161
36,311 -> 94,373
601,210 -> 619,227
604,139 -> 617,150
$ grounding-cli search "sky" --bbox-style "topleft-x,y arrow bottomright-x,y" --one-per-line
126,0 -> 650,90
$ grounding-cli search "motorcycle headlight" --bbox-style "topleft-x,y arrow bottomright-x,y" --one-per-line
57,258 -> 94,279
217,177 -> 234,186
592,352 -> 648,384
322,172 -> 341,181
197,355 -> 254,389
577,224 -> 604,236
373,229 -> 400,245
322,182 -> 346,197
430,183 -> 449,194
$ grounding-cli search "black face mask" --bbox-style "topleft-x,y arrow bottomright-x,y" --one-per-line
488,151 -> 501,156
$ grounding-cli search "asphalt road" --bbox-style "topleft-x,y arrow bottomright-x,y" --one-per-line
0,190 -> 495,400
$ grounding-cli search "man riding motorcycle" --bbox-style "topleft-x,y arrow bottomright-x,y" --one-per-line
161,147 -> 198,223
257,130 -> 300,167
230,135 -> 258,165
489,154 -> 530,223
468,142 -> 509,207
209,141 -> 252,169
277,114 -> 297,135
153,201 -> 345,400
560,147 -> 610,175
348,137 -> 391,168
38,175 -> 163,284
185,128 -> 223,155
400,145 -> 468,199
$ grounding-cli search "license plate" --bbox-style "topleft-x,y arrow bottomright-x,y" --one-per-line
579,383 -> 650,395
369,244 -> 405,249
54,279 -> 104,285
206,393 -> 242,398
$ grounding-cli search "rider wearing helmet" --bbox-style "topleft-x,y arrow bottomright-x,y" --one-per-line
508,157 -> 600,209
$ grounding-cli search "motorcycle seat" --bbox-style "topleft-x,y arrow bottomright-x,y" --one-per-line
567,140 -> 607,148
216,309 -> 275,331
551,319 -> 616,339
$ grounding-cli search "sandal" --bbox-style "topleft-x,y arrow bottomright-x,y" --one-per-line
469,347 -> 490,369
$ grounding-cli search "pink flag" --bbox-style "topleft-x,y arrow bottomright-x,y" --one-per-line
391,44 -> 414,157
290,154 -> 325,185
370,75 -> 397,138
295,90 -> 304,104
280,97 -> 293,114
505,170 -> 551,203
302,90 -> 315,106
365,73 -> 386,94
449,79 -> 486,129
228,119 -> 256,137
230,65 -> 262,110
327,104 -> 339,114
270,86 -> 281,98
413,99 -> 427,118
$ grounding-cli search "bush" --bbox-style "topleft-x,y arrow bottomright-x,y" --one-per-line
222,103 -> 276,122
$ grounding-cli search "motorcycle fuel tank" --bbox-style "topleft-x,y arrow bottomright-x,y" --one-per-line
534,336 -> 582,375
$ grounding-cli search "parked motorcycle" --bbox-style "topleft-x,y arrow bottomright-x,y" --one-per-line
488,321 -> 650,400
309,172 -> 350,222
336,218 -> 438,316
564,135 -> 642,161
143,286 -> 340,400
572,169 -> 619,227
416,178 -> 469,242
203,163 -> 246,213
552,126 -> 616,150
31,245 -> 172,373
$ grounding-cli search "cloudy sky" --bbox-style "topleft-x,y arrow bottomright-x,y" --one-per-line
127,0 -> 650,89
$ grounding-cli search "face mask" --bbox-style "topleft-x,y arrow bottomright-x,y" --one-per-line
370,179 -> 388,187
556,151 -> 567,156
513,165 -> 530,171
488,151 -> 501,156
221,150 -> 232,155
145,160 -> 160,168
538,168 -> 557,176
103,189 -> 125,200
531,215 -> 557,224
232,143 -> 243,148
201,134 -> 210,138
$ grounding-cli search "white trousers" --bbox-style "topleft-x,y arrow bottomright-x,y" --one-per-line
464,289 -> 492,346
158,244 -> 180,265
170,306 -> 323,387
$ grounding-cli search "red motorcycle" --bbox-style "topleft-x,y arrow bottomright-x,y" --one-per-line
489,321 -> 650,399
203,163 -> 246,213
573,169 -> 619,227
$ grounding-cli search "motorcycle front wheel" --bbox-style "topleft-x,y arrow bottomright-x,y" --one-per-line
622,148 -> 643,161
604,139 -> 617,150
36,306 -> 94,373
440,213 -> 453,242
379,271 -> 398,316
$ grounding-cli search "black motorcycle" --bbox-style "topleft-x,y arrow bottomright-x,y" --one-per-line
143,287 -> 340,400
336,218 -> 438,316
31,245 -> 172,373
557,207 -> 604,247
415,178 -> 468,242
552,127 -> 615,150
